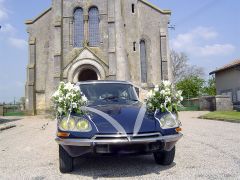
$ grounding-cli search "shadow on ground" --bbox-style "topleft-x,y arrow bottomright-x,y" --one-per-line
71,155 -> 176,178
0,118 -> 22,125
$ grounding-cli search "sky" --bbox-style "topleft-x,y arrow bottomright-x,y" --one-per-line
0,0 -> 239,103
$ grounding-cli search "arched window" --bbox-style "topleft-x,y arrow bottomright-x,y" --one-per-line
73,8 -> 84,47
88,7 -> 100,47
140,40 -> 147,83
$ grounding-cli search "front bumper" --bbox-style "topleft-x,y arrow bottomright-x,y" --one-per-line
56,133 -> 183,157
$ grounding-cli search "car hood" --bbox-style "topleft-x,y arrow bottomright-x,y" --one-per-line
85,102 -> 156,134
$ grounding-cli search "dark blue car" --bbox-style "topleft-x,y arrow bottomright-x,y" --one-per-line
55,81 -> 182,173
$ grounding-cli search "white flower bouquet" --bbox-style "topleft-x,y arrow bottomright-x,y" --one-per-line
52,82 -> 88,117
146,81 -> 183,113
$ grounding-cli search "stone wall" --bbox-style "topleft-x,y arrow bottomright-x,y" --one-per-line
215,95 -> 233,111
199,96 -> 216,111
138,88 -> 148,102
196,95 -> 233,111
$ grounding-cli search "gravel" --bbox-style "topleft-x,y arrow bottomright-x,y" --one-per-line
0,112 -> 240,180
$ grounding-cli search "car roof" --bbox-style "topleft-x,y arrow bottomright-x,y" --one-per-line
76,80 -> 133,86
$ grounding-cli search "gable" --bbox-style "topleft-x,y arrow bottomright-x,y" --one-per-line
25,7 -> 52,25
139,0 -> 171,15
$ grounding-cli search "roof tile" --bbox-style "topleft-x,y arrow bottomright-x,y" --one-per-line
210,59 -> 240,74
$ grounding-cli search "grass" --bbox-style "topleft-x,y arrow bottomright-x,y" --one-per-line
200,111 -> 240,123
3,112 -> 25,116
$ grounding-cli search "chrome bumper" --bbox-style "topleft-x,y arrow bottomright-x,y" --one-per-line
55,133 -> 183,147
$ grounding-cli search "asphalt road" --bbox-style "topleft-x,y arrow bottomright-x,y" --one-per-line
0,112 -> 240,180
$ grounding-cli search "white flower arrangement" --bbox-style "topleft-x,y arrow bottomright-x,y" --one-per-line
52,82 -> 88,117
146,80 -> 183,113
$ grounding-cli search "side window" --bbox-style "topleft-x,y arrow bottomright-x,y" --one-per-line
73,8 -> 84,47
132,4 -> 135,13
133,42 -> 136,51
140,40 -> 147,83
88,7 -> 100,47
119,90 -> 129,99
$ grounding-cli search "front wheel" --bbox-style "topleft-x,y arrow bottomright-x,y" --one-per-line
153,146 -> 175,165
59,145 -> 73,173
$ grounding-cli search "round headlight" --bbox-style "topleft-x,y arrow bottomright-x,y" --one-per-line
76,119 -> 91,131
165,115 -> 177,127
60,118 -> 75,131
160,114 -> 177,129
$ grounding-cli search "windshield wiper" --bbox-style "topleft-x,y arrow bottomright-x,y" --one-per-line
125,98 -> 138,101
102,96 -> 119,101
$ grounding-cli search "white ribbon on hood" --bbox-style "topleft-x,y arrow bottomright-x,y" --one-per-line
81,106 -> 127,135
133,104 -> 147,136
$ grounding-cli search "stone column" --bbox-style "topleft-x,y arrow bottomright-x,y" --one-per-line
52,0 -> 63,88
107,0 -> 117,80
84,13 -> 89,46
25,37 -> 36,115
160,30 -> 169,81
115,0 -> 130,81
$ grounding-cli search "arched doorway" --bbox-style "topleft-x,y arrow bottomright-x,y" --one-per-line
78,69 -> 98,81
65,58 -> 106,83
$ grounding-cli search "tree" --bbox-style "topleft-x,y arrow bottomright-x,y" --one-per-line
171,50 -> 205,84
176,75 -> 205,98
19,97 -> 26,105
171,50 -> 188,83
203,76 -> 216,96
18,97 -> 26,110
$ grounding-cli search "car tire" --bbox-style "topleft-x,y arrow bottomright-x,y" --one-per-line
153,146 -> 175,165
59,145 -> 73,173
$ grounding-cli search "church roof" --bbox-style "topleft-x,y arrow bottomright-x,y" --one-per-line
25,7 -> 52,25
210,59 -> 240,75
25,0 -> 170,25
140,0 -> 171,14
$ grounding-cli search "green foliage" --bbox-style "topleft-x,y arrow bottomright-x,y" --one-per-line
176,75 -> 205,98
146,81 -> 183,113
203,76 -> 216,96
176,75 -> 217,98
52,82 -> 88,117
4,112 -> 25,116
200,111 -> 240,122
179,105 -> 199,111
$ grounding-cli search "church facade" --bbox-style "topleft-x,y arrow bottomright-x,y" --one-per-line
25,0 -> 172,115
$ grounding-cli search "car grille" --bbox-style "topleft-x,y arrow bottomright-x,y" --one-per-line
92,133 -> 161,141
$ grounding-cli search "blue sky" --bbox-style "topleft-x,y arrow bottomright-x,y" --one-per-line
0,0 -> 239,103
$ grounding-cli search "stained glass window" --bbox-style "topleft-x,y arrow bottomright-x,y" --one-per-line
89,7 -> 100,47
73,8 -> 84,47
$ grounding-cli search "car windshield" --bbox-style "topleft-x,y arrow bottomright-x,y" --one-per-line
79,83 -> 138,104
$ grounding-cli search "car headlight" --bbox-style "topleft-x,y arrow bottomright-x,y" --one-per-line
60,118 -> 75,131
59,116 -> 92,132
76,119 -> 92,132
159,113 -> 180,129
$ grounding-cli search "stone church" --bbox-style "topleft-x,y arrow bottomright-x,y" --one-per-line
25,0 -> 172,114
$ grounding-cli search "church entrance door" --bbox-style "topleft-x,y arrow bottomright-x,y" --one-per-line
78,69 -> 98,81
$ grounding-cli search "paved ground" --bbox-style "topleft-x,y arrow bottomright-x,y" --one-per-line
0,112 -> 240,180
